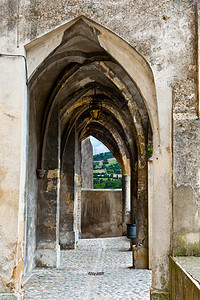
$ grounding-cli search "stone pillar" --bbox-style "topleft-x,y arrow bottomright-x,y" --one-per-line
60,128 -> 82,248
60,128 -> 75,249
36,107 -> 60,268
74,132 -> 82,243
0,54 -> 27,295
122,174 -> 131,234
133,161 -> 148,269
60,172 -> 75,249
148,158 -> 153,269
24,87 -> 38,274
150,84 -> 172,298
81,137 -> 93,189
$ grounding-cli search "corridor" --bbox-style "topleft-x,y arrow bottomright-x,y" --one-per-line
23,237 -> 152,299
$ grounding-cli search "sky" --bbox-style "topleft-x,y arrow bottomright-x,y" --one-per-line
90,136 -> 110,155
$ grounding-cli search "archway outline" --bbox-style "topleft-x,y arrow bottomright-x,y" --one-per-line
25,15 -> 172,295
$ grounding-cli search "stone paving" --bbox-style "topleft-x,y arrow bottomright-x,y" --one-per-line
23,237 -> 152,299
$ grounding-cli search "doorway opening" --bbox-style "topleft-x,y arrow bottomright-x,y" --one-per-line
82,136 -> 122,189
81,136 -> 123,239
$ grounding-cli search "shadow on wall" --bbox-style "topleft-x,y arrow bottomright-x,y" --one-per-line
81,189 -> 122,238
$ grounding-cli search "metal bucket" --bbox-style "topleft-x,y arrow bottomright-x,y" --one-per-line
126,223 -> 136,239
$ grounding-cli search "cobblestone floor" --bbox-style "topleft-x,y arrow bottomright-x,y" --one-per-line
23,237 -> 152,300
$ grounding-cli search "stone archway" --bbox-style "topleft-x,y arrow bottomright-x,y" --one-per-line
25,16 -> 172,295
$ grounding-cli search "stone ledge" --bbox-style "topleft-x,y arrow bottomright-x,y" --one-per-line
170,256 -> 200,300
174,256 -> 200,284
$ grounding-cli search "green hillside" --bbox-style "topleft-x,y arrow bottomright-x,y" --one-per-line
93,152 -> 122,189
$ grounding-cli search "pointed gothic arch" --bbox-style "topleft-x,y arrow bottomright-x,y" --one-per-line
24,15 -> 172,295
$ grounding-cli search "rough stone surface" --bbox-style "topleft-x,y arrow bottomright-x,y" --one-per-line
81,190 -> 122,238
0,57 -> 26,292
133,246 -> 148,269
60,129 -> 76,249
23,237 -> 152,299
81,137 -> 93,189
0,0 -> 199,296
150,289 -> 169,300
60,173 -> 75,249
173,119 -> 200,255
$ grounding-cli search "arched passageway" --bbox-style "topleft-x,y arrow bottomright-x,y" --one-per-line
24,16 -> 170,294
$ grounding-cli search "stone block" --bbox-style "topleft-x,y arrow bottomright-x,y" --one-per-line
133,246 -> 148,269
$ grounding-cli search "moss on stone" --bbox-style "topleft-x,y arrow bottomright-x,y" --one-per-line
150,288 -> 169,300
160,273 -> 167,290
159,263 -> 167,290
174,234 -> 200,257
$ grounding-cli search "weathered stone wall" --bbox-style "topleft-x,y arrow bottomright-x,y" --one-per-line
35,106 -> 60,267
172,1 -> 200,256
60,173 -> 75,249
0,0 -> 199,297
1,1 -> 197,81
81,189 -> 122,238
0,56 -> 26,293
173,119 -> 200,256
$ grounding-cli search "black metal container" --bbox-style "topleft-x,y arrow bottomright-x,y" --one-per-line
126,223 -> 136,239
